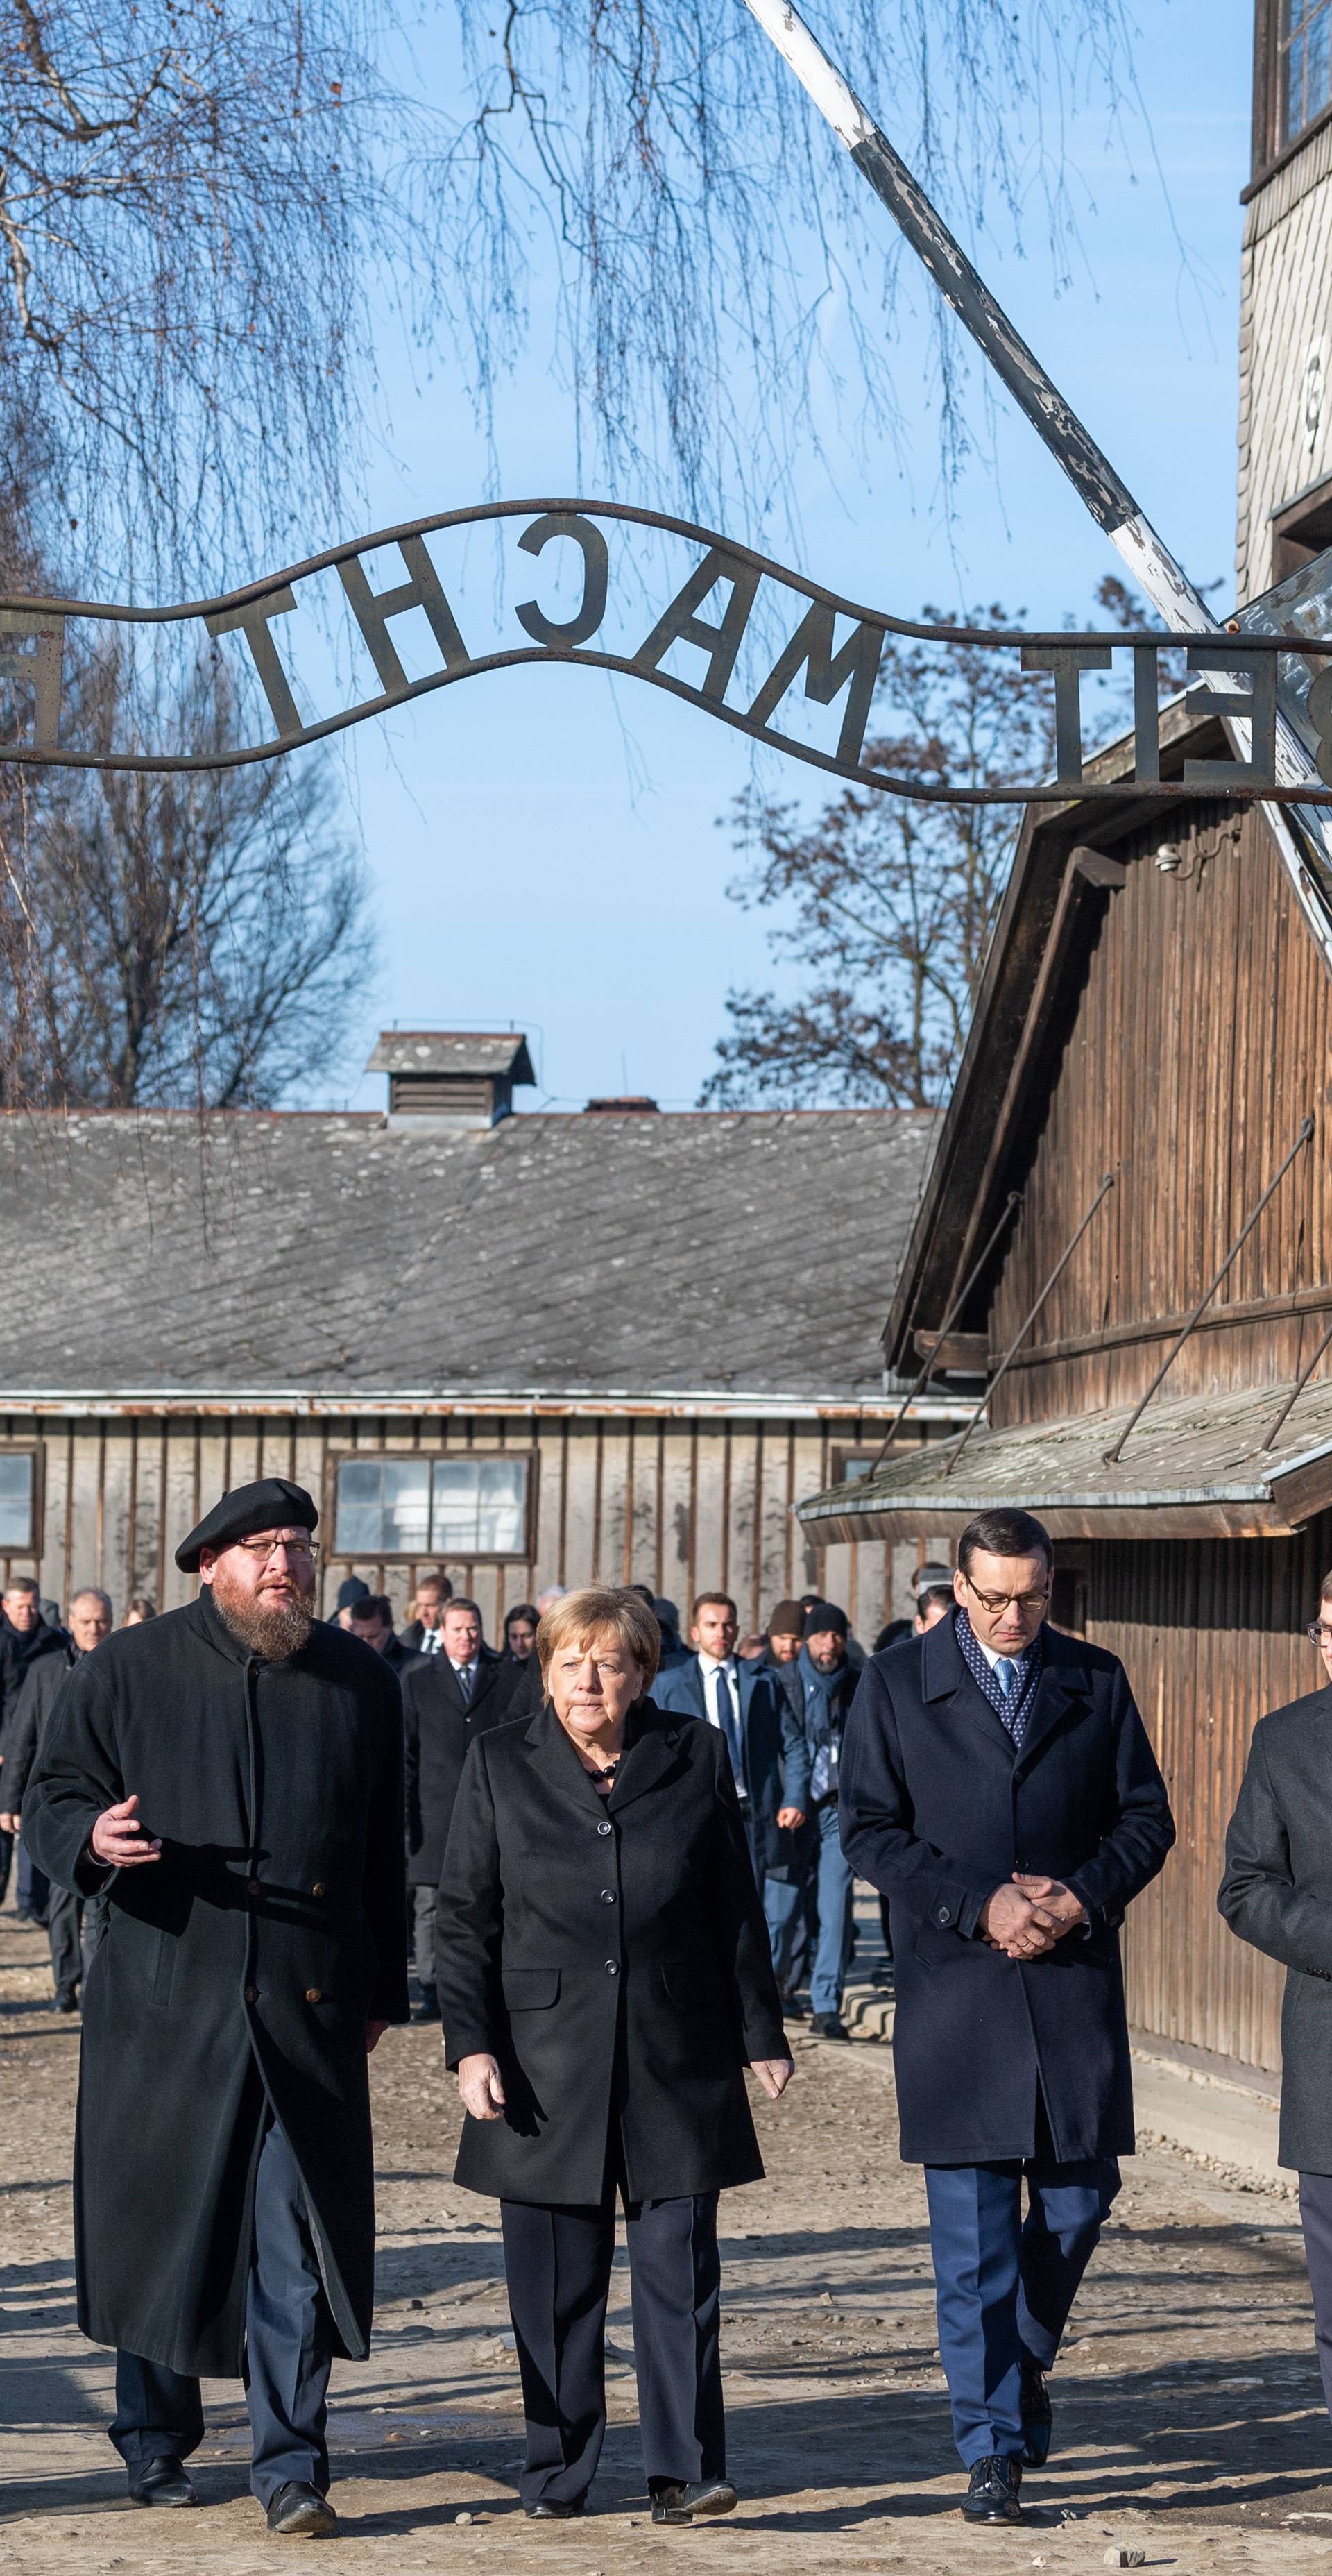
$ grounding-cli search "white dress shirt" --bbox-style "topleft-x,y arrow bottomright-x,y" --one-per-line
697,1650 -> 745,1789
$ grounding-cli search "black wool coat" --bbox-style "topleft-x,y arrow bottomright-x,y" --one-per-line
4,1639 -> 79,1811
402,1645 -> 516,1888
839,1617 -> 1175,2165
1218,1687 -> 1332,2174
21,1591 -> 409,2378
435,1699 -> 787,2205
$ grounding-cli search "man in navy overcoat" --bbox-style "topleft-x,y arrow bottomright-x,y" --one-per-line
653,1591 -> 786,1893
839,1507 -> 1173,2526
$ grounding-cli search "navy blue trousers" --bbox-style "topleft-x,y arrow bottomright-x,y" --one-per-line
502,2187 -> 724,2507
110,2117 -> 333,2505
925,2135 -> 1119,2466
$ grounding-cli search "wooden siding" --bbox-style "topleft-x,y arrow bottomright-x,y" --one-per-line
0,1413 -> 955,1647
989,804 -> 1332,1427
1088,1521 -> 1332,2078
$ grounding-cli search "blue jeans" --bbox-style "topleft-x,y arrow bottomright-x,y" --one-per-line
111,2117 -> 334,2505
924,2148 -> 1120,2465
765,1803 -> 853,2016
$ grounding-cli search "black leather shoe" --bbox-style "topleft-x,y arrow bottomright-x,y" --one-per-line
962,2455 -> 1022,2523
55,1982 -> 79,2014
781,1996 -> 809,2019
524,2496 -> 586,2519
128,2455 -> 199,2507
1019,2353 -> 1052,2466
811,2014 -> 851,2041
650,2479 -> 739,2524
265,2482 -> 337,2536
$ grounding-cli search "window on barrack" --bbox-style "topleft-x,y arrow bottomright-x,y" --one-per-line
1279,0 -> 1332,148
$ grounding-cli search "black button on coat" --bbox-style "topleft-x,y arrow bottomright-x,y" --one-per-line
838,1617 -> 1175,2166
20,1591 -> 409,2378
402,1645 -> 518,1888
434,1700 -> 787,2206
1218,1686 -> 1332,2174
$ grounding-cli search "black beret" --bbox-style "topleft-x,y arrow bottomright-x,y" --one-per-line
176,1477 -> 318,1574
803,1598 -> 848,1640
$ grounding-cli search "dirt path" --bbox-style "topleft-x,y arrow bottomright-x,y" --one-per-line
5,1908 -> 1332,2575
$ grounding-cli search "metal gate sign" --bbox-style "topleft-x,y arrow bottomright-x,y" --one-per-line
0,498 -> 1328,799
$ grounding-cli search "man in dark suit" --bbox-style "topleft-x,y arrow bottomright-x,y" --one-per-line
402,1598 -> 516,2020
1219,1585 -> 1332,2430
347,1593 -> 420,1677
652,1592 -> 787,1895
839,1507 -> 1173,2527
0,1575 -> 68,1916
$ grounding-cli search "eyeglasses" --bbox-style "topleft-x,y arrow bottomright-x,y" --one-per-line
964,1574 -> 1050,1616
234,1536 -> 319,1565
1308,1622 -> 1332,1648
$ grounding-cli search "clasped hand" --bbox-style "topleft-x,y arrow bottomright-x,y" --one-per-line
978,1873 -> 1086,1960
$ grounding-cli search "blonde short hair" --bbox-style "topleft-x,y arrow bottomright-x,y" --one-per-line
537,1585 -> 660,1693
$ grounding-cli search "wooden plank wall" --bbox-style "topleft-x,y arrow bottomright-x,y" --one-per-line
1091,1518 -> 1332,2077
0,1413 -> 953,1648
989,806 -> 1332,1427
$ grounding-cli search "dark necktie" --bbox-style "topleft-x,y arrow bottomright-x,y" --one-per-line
456,1662 -> 473,1706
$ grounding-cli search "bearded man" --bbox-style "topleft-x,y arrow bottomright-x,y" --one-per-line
22,1479 -> 408,2538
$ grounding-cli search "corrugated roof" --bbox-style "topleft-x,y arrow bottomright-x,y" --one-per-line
796,1377 -> 1332,1539
0,1105 -> 939,1407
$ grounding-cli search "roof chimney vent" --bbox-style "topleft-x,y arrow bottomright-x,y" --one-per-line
583,1094 -> 660,1115
367,1031 -> 536,1128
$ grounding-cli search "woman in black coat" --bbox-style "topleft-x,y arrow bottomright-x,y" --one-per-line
435,1584 -> 793,2527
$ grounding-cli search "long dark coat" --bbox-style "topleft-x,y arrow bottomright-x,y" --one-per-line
435,1699 -> 787,2205
839,1617 -> 1175,2165
1218,1686 -> 1332,2174
402,1645 -> 515,1887
22,1591 -> 409,2378
4,1638 -> 79,1810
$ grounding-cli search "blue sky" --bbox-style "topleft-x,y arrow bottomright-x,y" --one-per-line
323,2 -> 1254,1114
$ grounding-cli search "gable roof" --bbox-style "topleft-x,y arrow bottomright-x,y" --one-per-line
0,1103 -> 940,1414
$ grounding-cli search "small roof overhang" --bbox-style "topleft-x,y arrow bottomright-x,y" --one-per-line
795,1378 -> 1332,1542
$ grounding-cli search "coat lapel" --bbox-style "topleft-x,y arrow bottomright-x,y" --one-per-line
674,1656 -> 708,1722
1011,1632 -> 1092,1772
520,1704 -> 608,1817
921,1613 -> 1018,1752
606,1705 -> 690,1813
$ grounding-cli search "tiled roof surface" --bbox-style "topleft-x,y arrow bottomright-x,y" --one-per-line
0,1105 -> 938,1402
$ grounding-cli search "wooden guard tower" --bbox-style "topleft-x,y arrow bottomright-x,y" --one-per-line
799,2 -> 1332,2089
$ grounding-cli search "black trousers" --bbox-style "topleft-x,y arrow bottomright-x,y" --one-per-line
501,2185 -> 725,2507
1299,2172 -> 1332,2422
110,2117 -> 334,2506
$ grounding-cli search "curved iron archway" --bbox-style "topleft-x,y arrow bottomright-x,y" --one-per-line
0,495 -> 1326,799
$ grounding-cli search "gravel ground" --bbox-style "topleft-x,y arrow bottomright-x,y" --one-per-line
5,1905 -> 1332,2575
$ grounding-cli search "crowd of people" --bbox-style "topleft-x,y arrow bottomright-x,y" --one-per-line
9,1484 -> 1332,2536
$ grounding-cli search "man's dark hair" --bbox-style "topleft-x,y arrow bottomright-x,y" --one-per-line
692,1590 -> 737,1619
917,1584 -> 955,1616
416,1570 -> 453,1598
3,1574 -> 38,1597
957,1509 -> 1053,1577
444,1596 -> 482,1622
350,1593 -> 393,1625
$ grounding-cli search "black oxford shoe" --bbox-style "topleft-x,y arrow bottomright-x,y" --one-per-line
650,2478 -> 740,2525
811,2014 -> 851,2041
128,2455 -> 199,2507
962,2455 -> 1022,2523
265,2481 -> 337,2536
524,2496 -> 586,2519
1019,2353 -> 1053,2466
